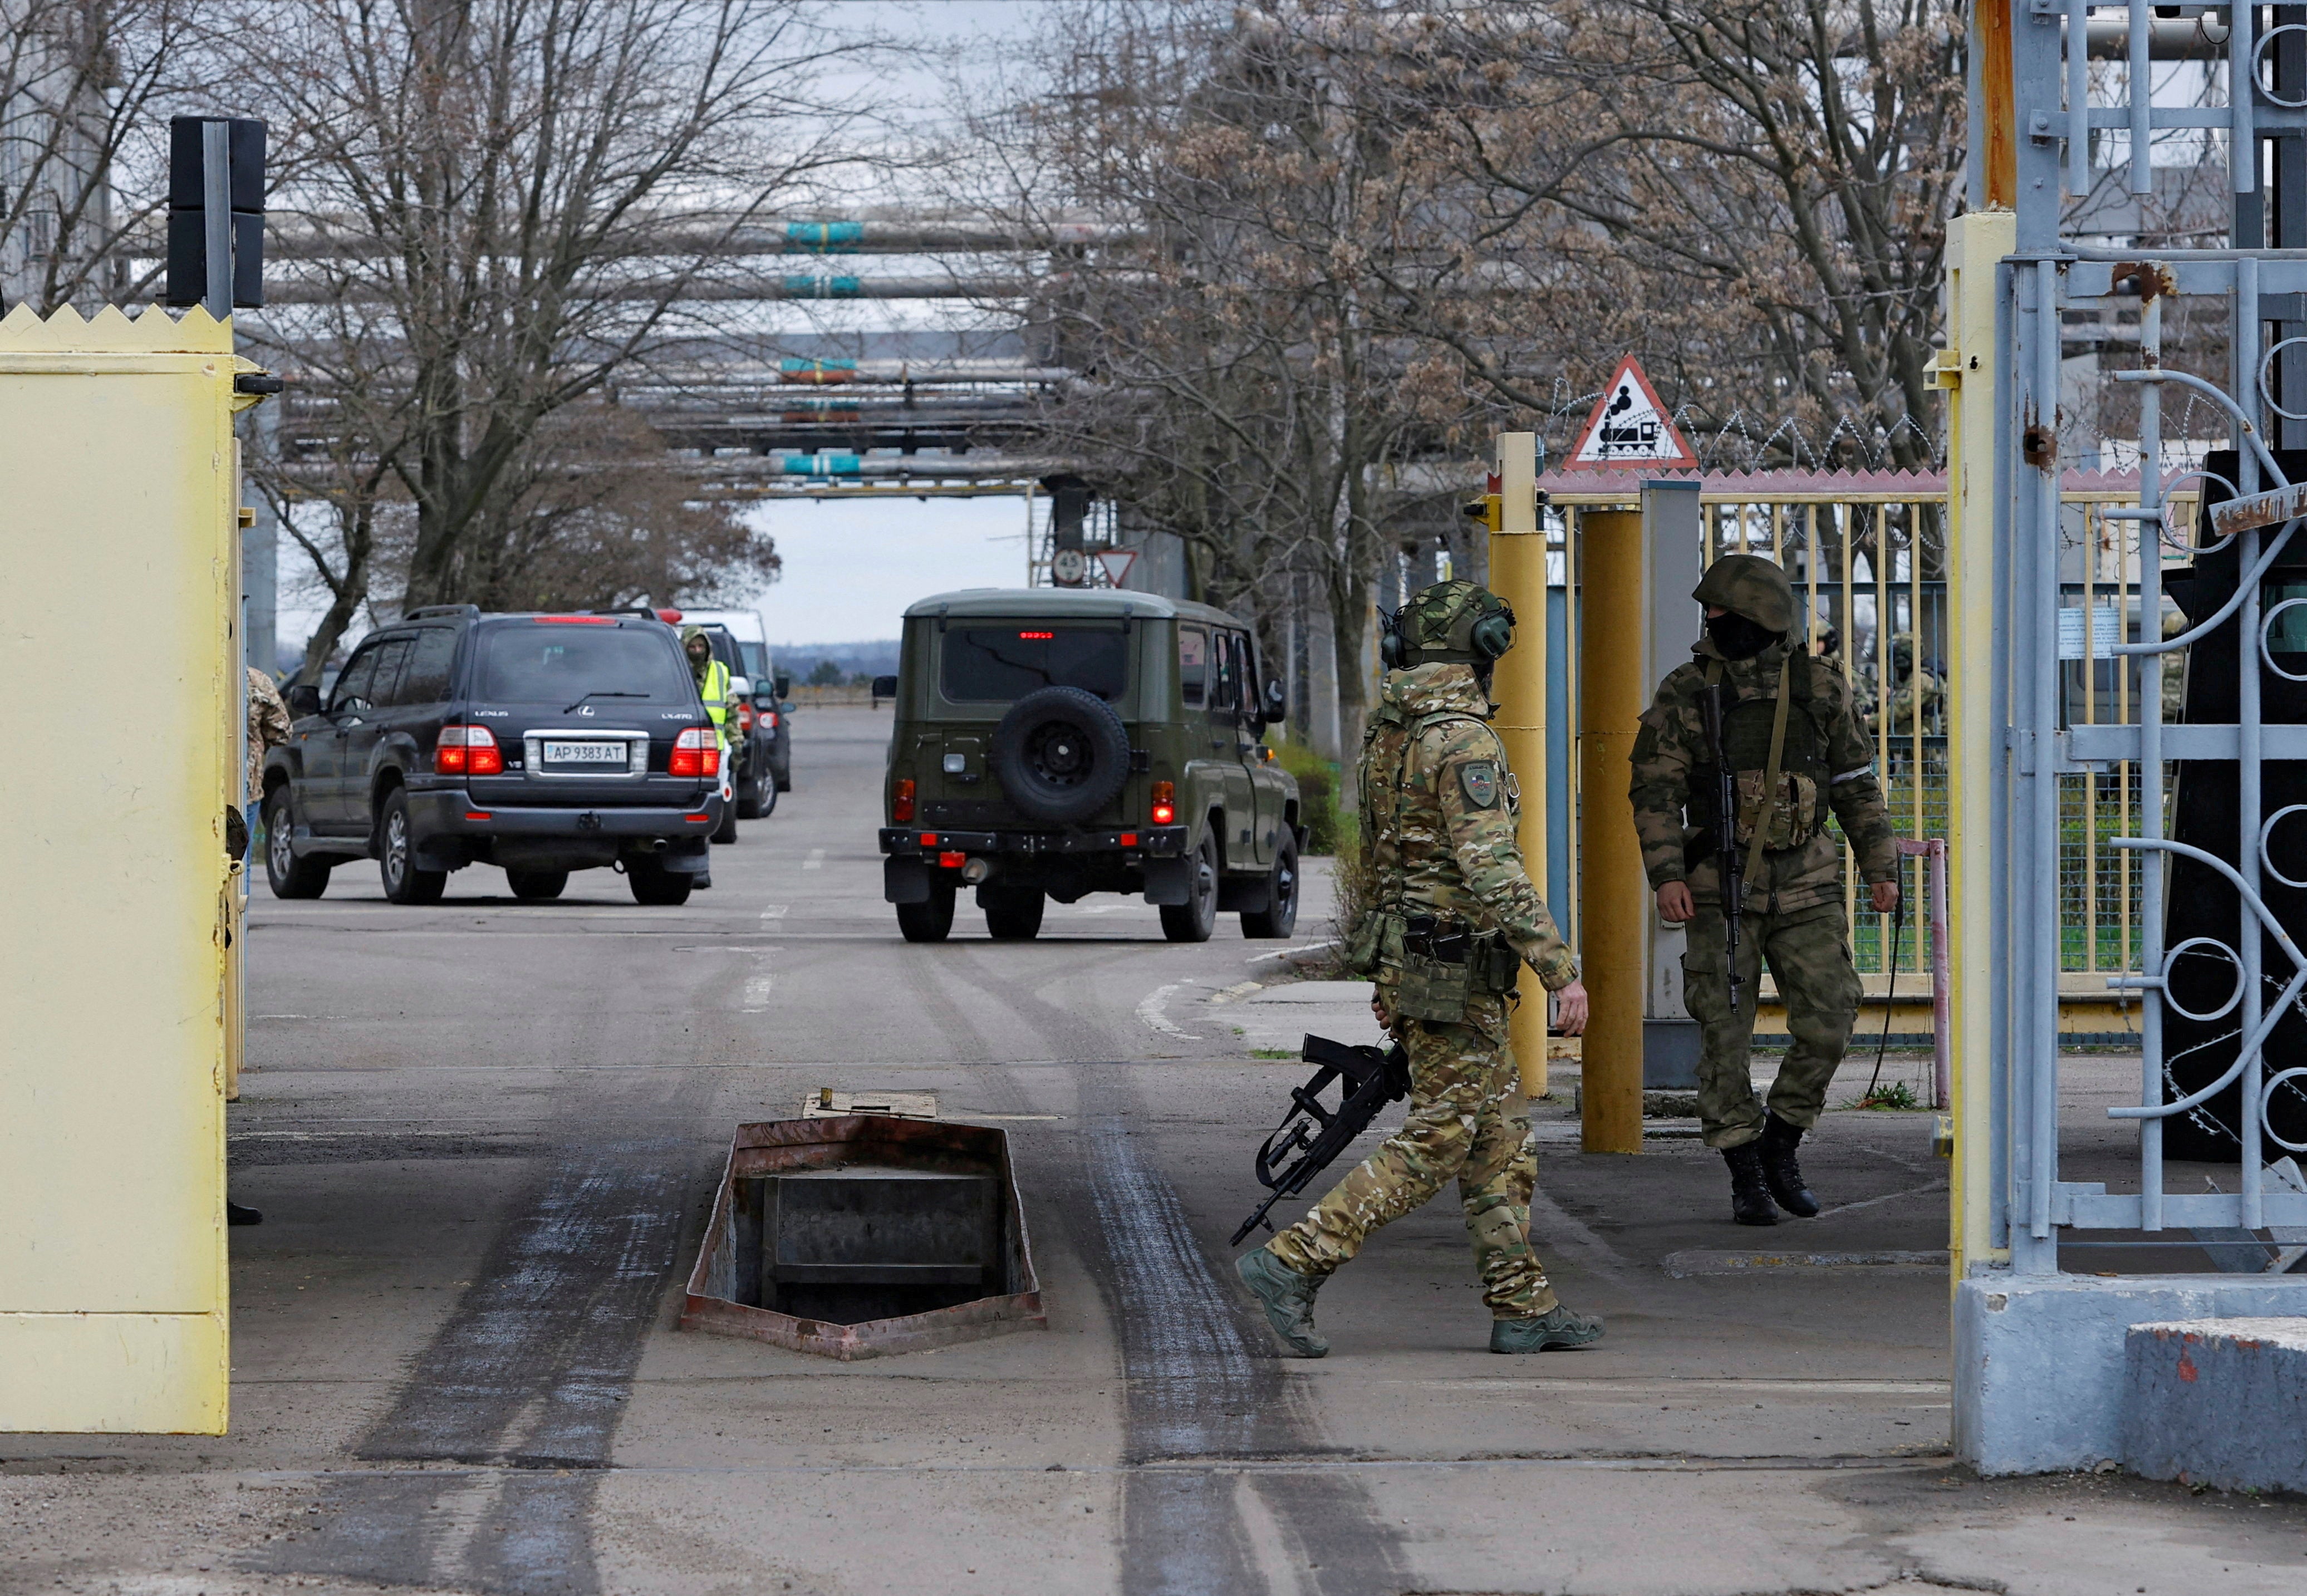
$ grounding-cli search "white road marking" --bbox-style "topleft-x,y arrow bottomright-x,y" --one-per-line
759,903 -> 788,920
802,849 -> 824,871
743,973 -> 775,1011
1136,983 -> 1193,1038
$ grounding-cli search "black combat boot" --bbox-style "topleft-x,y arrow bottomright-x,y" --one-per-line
1721,1141 -> 1779,1226
1758,1112 -> 1822,1217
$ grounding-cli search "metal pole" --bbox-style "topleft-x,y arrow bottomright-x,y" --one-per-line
1930,839 -> 1952,1111
200,121 -> 231,321
1489,433 -> 1550,1099
2139,277 -> 2169,1230
1578,508 -> 1645,1154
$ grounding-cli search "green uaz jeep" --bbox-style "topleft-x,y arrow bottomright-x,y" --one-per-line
878,589 -> 1303,944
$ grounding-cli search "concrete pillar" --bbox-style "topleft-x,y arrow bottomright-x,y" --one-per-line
1578,508 -> 1646,1153
1307,588 -> 1342,762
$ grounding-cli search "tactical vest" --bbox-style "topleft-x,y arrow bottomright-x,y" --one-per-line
1688,658 -> 1833,852
1347,705 -> 1520,1016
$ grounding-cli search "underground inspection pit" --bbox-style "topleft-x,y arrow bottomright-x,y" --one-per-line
680,1114 -> 1045,1360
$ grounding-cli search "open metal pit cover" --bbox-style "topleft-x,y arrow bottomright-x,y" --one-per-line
680,1115 -> 1044,1360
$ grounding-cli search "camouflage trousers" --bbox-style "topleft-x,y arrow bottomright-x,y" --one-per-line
1266,997 -> 1558,1319
1680,897 -> 1863,1149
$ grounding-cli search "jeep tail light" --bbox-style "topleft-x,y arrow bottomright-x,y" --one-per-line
1151,780 -> 1175,827
735,701 -> 755,734
763,709 -> 779,730
436,725 -> 502,775
669,725 -> 720,778
893,778 -> 916,822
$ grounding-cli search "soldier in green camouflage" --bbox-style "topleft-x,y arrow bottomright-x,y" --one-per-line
1864,631 -> 1944,741
1629,555 -> 1901,1226
1236,580 -> 1603,1358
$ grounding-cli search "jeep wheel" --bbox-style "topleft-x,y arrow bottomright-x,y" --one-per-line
1241,830 -> 1300,939
628,856 -> 694,906
897,879 -> 956,942
1160,832 -> 1219,943
507,870 -> 568,901
982,882 -> 1045,941
263,787 -> 331,900
378,790 -> 447,905
990,686 -> 1130,824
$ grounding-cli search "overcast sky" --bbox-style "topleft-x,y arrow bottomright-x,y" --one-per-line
741,493 -> 1033,642
275,0 -> 1059,656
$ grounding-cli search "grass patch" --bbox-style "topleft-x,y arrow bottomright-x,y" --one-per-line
1843,1081 -> 1924,1111
1250,1047 -> 1298,1060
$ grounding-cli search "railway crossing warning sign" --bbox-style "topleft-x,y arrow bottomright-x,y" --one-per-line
1564,356 -> 1697,470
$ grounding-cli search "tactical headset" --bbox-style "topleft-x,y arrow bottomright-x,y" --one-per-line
1379,586 -> 1516,671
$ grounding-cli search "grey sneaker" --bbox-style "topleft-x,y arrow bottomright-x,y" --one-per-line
1490,1304 -> 1605,1352
1235,1246 -> 1329,1358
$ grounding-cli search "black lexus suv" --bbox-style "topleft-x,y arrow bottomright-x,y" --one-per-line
259,606 -> 723,906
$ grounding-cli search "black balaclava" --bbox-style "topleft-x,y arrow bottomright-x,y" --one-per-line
1705,610 -> 1781,661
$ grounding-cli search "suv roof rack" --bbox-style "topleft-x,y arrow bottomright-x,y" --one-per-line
406,603 -> 480,621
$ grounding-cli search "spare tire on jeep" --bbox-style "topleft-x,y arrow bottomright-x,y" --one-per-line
990,685 -> 1131,824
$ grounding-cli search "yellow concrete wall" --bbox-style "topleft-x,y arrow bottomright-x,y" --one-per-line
0,304 -> 251,1433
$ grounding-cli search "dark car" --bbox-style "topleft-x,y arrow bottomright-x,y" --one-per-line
260,606 -> 723,906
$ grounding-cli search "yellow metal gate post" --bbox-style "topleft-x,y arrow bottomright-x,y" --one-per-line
1578,509 -> 1646,1152
1939,210 -> 2015,1279
0,304 -> 264,1433
1486,433 -> 1552,1098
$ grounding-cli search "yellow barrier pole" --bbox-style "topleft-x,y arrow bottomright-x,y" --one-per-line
1578,509 -> 1646,1153
1941,209 -> 2016,1278
1488,434 -> 1550,1098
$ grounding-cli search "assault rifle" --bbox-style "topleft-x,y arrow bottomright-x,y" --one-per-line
1230,1033 -> 1412,1246
1697,681 -> 1745,1016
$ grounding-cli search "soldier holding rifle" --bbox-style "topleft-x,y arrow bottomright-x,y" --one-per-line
1629,556 -> 1899,1226
1235,581 -> 1599,1358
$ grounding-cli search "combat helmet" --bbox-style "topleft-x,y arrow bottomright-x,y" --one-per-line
1692,554 -> 1796,635
1382,579 -> 1516,671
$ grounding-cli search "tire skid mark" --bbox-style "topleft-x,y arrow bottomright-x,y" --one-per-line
1067,1073 -> 1408,1596
252,1126 -> 694,1595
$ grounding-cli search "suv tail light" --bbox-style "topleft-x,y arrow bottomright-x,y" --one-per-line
436,725 -> 502,775
893,777 -> 916,823
735,701 -> 756,734
669,725 -> 720,778
1150,780 -> 1175,826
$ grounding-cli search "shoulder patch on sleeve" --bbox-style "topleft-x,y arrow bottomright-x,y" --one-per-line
1459,760 -> 1500,809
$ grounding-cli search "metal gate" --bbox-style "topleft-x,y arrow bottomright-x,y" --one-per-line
1997,2 -> 2307,1269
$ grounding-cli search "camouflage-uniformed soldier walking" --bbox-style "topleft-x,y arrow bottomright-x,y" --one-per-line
1629,556 -> 1901,1226
1236,581 -> 1601,1357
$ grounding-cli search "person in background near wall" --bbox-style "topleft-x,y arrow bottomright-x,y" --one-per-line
231,666 -> 293,1229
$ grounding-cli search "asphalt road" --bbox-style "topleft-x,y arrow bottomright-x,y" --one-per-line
6,706 -> 2305,1595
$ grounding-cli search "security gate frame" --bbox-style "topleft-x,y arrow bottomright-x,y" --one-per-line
1995,2 -> 2307,1270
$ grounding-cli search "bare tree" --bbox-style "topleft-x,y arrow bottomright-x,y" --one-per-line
226,0 -> 861,665
977,0 -> 1491,747
0,0 -> 215,312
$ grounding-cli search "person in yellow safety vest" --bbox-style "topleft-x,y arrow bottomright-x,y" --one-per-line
683,626 -> 732,756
